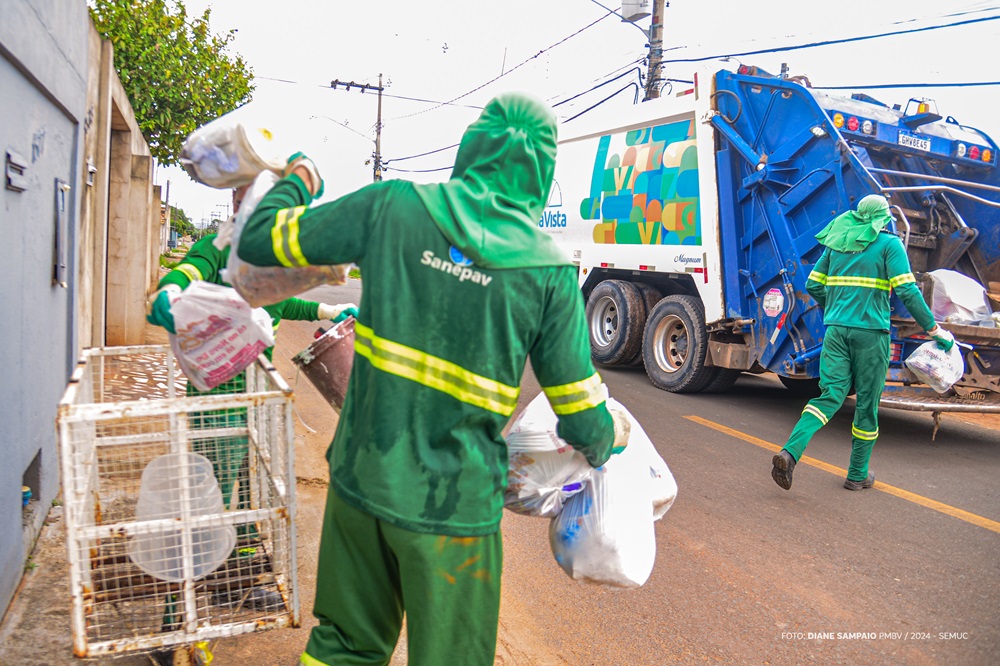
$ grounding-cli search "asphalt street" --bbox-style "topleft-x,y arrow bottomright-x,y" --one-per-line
304,280 -> 1000,666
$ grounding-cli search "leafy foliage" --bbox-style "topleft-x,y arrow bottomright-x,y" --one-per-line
168,204 -> 195,237
90,0 -> 254,165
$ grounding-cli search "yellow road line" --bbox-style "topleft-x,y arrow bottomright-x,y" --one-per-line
684,414 -> 1000,535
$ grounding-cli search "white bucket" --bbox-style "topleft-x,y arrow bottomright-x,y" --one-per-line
127,452 -> 237,582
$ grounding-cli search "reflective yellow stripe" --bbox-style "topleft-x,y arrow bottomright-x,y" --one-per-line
176,263 -> 203,282
852,424 -> 879,441
271,208 -> 294,267
826,275 -> 891,291
353,323 -> 519,415
300,653 -> 330,666
543,373 -> 606,415
889,272 -> 916,288
807,270 -> 828,285
285,206 -> 310,266
803,404 -> 828,425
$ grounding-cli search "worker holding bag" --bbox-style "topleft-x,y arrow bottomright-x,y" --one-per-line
236,93 -> 631,666
771,194 -> 954,493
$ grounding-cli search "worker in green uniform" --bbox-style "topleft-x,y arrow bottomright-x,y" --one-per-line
237,92 -> 631,666
771,194 -> 955,492
145,188 -> 356,619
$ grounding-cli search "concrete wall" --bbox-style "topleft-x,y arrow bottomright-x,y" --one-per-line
0,1 -> 157,620
0,0 -> 89,618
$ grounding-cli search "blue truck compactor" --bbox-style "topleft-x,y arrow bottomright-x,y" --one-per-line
542,64 -> 1000,419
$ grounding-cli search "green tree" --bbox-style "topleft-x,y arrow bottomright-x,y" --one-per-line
90,0 -> 254,165
168,204 -> 194,237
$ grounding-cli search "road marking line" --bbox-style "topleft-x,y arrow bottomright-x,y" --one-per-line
684,414 -> 1000,535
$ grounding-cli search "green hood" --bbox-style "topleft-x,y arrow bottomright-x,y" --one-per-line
413,92 -> 571,269
816,194 -> 895,252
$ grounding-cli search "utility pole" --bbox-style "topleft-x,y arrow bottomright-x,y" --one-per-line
374,73 -> 384,181
330,74 -> 386,182
644,0 -> 667,101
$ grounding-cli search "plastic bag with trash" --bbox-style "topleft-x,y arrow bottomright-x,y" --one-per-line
169,281 -> 275,391
904,339 -> 966,394
179,108 -> 286,189
223,170 -> 348,307
548,435 -> 657,589
928,269 -> 993,325
505,392 -> 593,518
504,391 -> 677,521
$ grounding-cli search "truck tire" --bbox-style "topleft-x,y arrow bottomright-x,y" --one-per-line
586,280 -> 645,365
778,375 -> 855,398
642,294 -> 715,393
628,283 -> 662,366
700,368 -> 742,393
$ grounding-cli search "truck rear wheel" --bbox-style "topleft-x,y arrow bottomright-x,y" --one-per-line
586,280 -> 645,365
700,368 -> 742,393
642,294 -> 715,393
628,283 -> 662,366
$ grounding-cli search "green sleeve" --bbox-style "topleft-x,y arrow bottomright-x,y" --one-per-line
528,270 -> 615,468
157,236 -> 227,290
806,248 -> 830,308
884,236 -> 937,331
277,297 -> 320,321
237,173 -> 379,268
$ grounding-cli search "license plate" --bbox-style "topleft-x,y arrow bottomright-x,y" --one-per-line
898,133 -> 931,152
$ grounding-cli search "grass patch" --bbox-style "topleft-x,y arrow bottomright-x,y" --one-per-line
348,267 -> 361,279
159,254 -> 179,269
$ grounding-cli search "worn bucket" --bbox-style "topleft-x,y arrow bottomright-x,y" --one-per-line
293,317 -> 355,411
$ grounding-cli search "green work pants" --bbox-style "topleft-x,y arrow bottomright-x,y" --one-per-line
302,490 -> 503,666
782,326 -> 890,482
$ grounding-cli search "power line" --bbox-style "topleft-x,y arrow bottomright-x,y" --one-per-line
657,13 -> 1000,66
385,143 -> 461,164
387,10 -> 617,122
255,75 -> 483,110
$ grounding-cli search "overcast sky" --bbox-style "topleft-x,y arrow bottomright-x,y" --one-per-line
158,0 -> 1000,224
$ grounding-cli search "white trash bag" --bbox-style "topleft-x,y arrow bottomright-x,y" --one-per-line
179,109 -> 286,189
169,281 -> 275,391
606,397 -> 677,520
928,269 -> 992,325
549,438 -> 656,588
505,392 -> 593,518
904,339 -> 966,394
224,170 -> 348,307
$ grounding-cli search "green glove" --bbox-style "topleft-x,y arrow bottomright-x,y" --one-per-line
927,326 -> 955,352
146,285 -> 180,334
285,152 -> 324,200
333,306 -> 359,323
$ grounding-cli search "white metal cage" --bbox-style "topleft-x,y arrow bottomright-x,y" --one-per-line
56,345 -> 299,658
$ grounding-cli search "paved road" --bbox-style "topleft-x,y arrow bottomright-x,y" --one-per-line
300,281 -> 1000,665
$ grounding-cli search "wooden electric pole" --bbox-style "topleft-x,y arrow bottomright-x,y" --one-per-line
329,74 -> 386,181
644,0 -> 666,101
374,73 -> 384,181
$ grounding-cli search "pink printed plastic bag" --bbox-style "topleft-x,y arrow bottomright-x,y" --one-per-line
168,282 -> 275,391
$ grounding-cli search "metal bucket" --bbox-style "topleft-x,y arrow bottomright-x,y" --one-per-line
293,317 -> 355,411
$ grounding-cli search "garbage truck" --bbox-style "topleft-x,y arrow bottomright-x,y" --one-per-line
542,63 -> 1000,419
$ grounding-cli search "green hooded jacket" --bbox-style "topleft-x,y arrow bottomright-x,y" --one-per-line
237,92 -> 615,536
807,196 -> 936,331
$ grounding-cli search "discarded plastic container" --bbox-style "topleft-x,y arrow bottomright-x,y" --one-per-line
292,317 -> 355,411
179,108 -> 286,189
22,486 -> 31,507
127,452 -> 236,582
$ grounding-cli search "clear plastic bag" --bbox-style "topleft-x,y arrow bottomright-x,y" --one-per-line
179,109 -> 285,189
607,398 -> 677,520
505,393 -> 593,518
224,170 -> 348,307
169,281 -> 275,391
904,340 -> 966,394
548,438 -> 656,588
